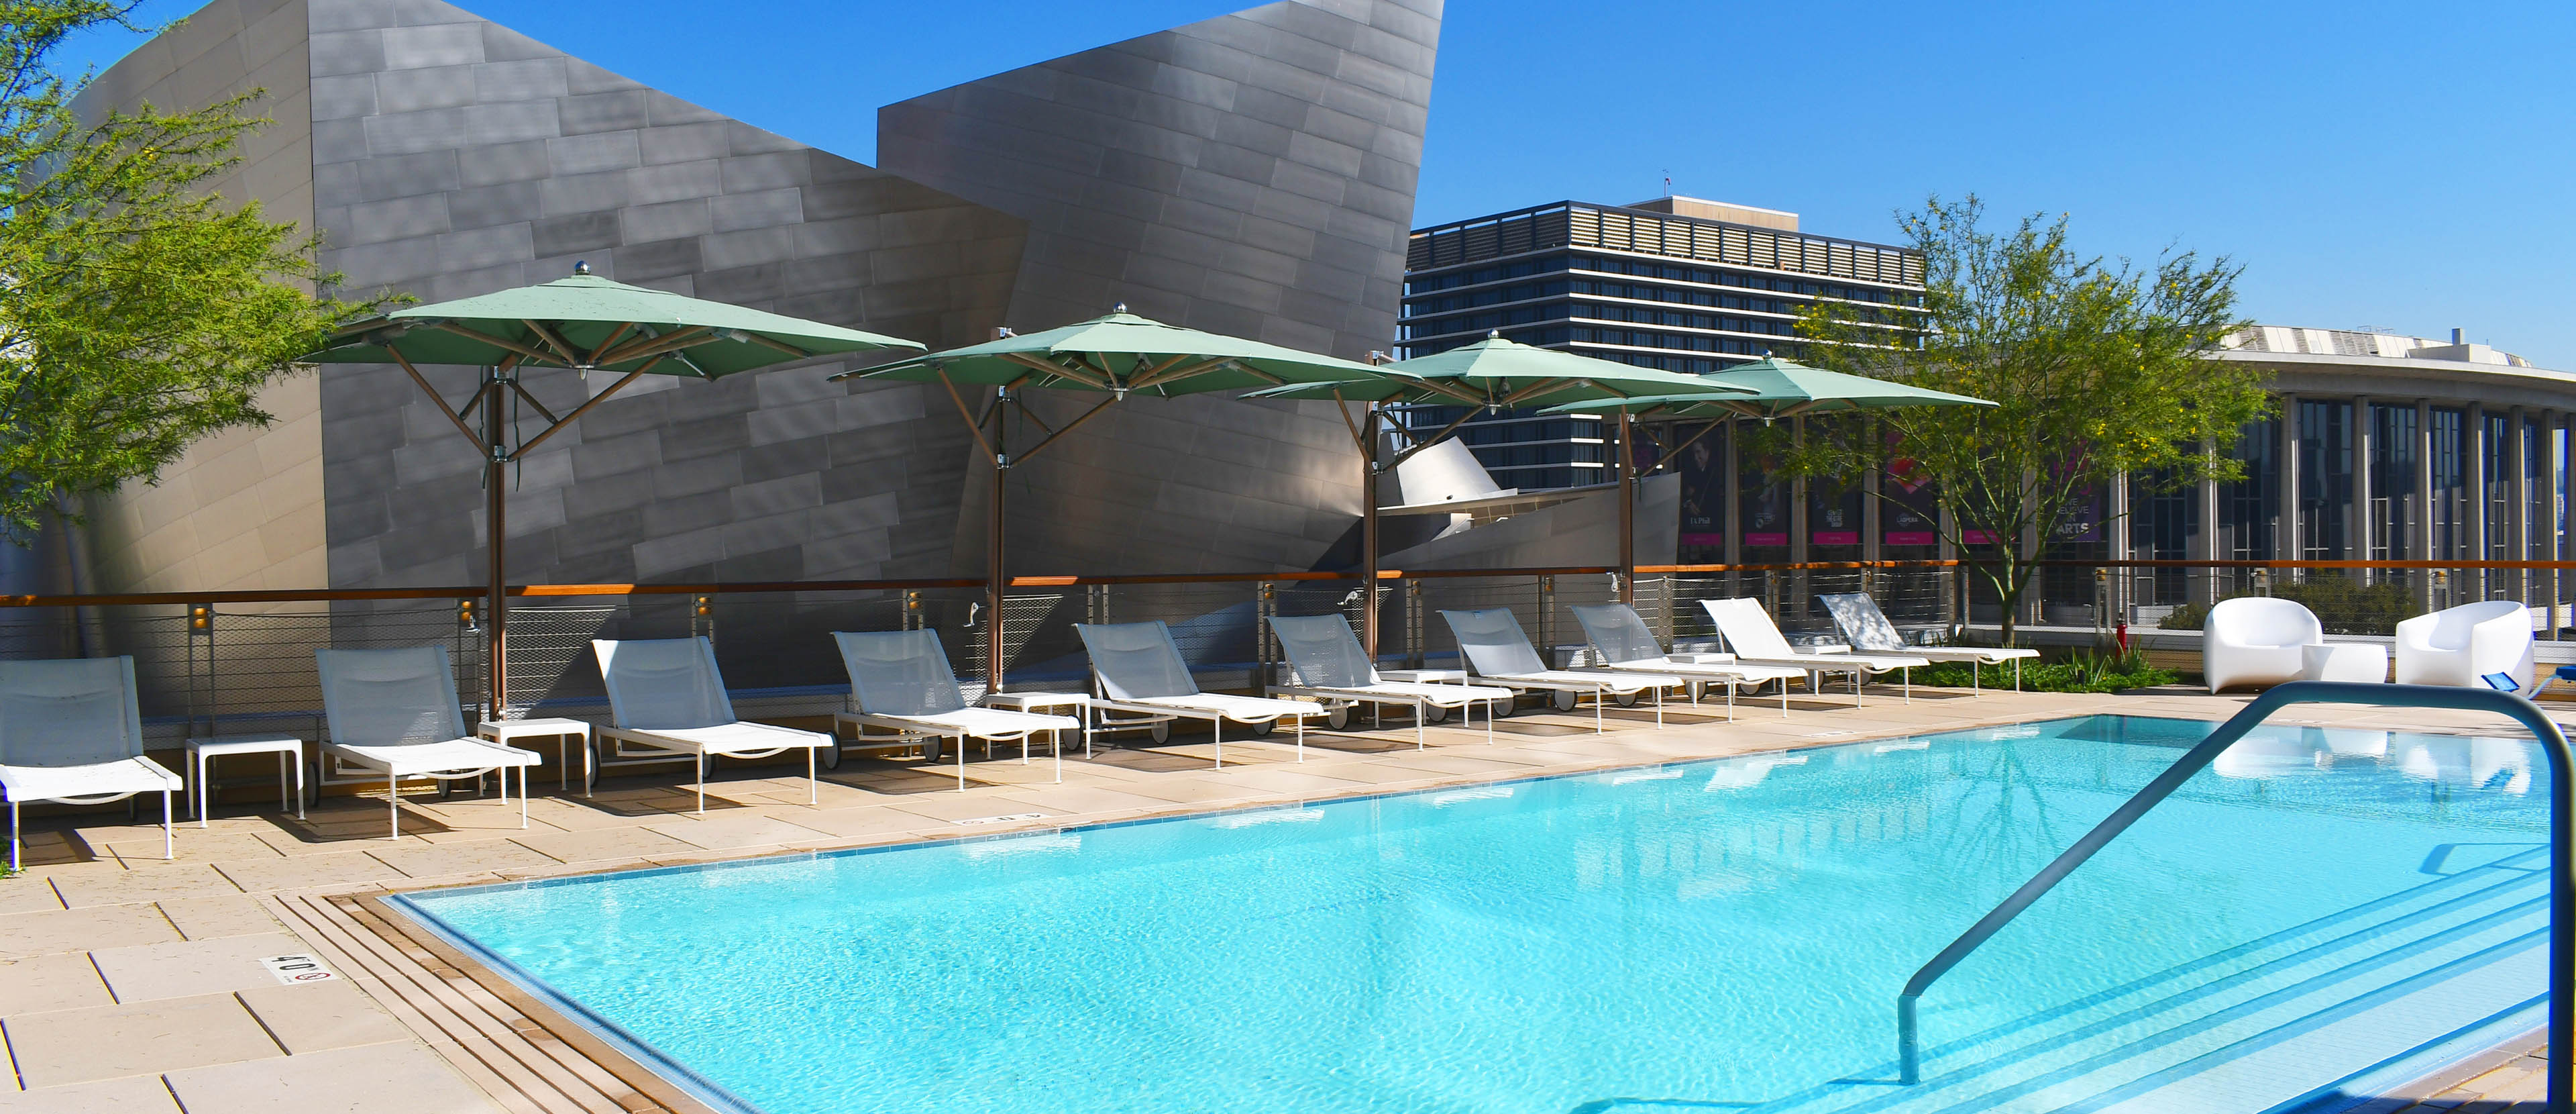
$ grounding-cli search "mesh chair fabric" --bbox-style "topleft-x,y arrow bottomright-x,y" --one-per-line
1817,593 -> 1907,652
1568,605 -> 1667,666
1075,622 -> 1200,701
594,638 -> 737,729
834,630 -> 968,717
1269,614 -> 1379,689
1701,599 -> 1799,658
315,647 -> 469,747
0,658 -> 144,768
1438,609 -> 1548,676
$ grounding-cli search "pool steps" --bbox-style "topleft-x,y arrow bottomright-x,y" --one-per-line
1731,847 -> 2548,1114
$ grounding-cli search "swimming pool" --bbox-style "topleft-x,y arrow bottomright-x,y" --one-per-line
394,715 -> 2553,1114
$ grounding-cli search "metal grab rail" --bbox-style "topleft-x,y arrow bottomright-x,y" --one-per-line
1893,681 -> 2573,1113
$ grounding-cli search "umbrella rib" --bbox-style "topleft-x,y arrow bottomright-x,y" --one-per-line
594,325 -> 712,368
508,366 -> 650,462
506,379 -> 563,426
582,322 -> 635,367
1330,390 -> 1369,454
1649,417 -> 1727,474
1386,405 -> 1487,469
1127,355 -> 1225,391
387,350 -> 488,455
1015,394 -> 1120,464
937,369 -> 998,462
1000,352 -> 1109,391
427,321 -> 559,368
520,319 -> 582,366
739,333 -> 811,359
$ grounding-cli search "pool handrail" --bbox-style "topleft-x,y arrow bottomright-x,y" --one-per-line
1893,680 -> 2572,1113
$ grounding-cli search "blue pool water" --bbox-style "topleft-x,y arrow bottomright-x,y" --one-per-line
394,716 -> 2555,1114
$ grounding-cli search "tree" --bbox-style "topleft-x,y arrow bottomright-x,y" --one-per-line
0,1 -> 380,542
1786,195 -> 2269,644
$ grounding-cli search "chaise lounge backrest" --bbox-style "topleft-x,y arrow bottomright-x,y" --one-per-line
1075,621 -> 1201,701
1568,604 -> 1668,666
315,647 -> 467,748
1701,598 -> 1799,659
1269,614 -> 1378,689
594,638 -> 737,729
833,630 -> 969,717
1816,593 -> 1908,653
0,658 -> 144,767
1439,608 -> 1548,676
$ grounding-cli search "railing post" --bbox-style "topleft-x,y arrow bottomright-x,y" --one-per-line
1256,580 -> 1274,695
1538,574 -> 1556,669
1405,578 -> 1424,669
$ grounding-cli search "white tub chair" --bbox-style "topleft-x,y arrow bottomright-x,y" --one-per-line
2202,597 -> 2322,693
2394,601 -> 2534,690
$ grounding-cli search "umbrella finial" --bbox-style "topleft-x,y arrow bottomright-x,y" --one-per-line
1114,302 -> 1129,314
994,326 -> 1014,340
572,260 -> 590,276
1487,329 -> 1501,339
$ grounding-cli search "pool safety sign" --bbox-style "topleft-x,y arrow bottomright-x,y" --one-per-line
260,954 -> 338,984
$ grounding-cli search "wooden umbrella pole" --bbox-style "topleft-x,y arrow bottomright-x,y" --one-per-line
1361,402 -> 1381,657
987,390 -> 1008,695
1618,407 -> 1636,605
483,367 -> 509,715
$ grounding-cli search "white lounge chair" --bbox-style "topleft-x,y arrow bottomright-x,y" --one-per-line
1567,603 -> 1807,719
0,658 -> 180,870
2394,600 -> 2535,689
2201,597 -> 2322,693
1437,608 -> 1674,732
1266,613 -> 1513,748
1073,621 -> 1325,767
315,646 -> 540,840
833,629 -> 1080,791
593,638 -> 830,813
1816,592 -> 2037,692
1697,597 -> 1929,704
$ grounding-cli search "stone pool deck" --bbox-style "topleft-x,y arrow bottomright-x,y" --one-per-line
0,685 -> 2550,1113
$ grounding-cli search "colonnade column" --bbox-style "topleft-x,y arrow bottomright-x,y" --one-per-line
2467,403 -> 2486,601
2416,399 -> 2435,611
2193,438 -> 2219,607
2278,394 -> 2300,585
2510,405 -> 2530,606
2351,395 -> 2372,579
1723,416 -> 1741,599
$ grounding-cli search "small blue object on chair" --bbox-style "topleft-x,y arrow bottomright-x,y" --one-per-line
2480,672 -> 2522,692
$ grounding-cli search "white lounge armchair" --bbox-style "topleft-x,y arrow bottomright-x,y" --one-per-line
1438,608 -> 1674,732
2200,597 -> 2322,693
1567,603 -> 1805,719
2394,601 -> 2534,689
593,637 -> 830,812
0,658 -> 180,870
1267,613 -> 1513,748
833,629 -> 1080,791
315,646 -> 540,840
1816,592 -> 2037,692
1075,621 -> 1326,767
1697,598 -> 1928,704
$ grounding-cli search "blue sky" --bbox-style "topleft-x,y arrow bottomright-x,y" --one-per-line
65,0 -> 2576,367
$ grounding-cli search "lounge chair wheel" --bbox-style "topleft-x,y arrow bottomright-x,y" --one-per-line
1491,696 -> 1518,719
818,745 -> 841,771
1422,704 -> 1450,723
1550,690 -> 1578,712
1148,721 -> 1170,744
1326,707 -> 1349,730
1247,720 -> 1276,738
1614,691 -> 1639,708
923,738 -> 945,763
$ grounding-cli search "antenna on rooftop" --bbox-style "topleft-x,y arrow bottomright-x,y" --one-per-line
1663,170 -> 1672,197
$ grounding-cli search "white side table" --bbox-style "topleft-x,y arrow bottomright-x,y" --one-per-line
186,734 -> 304,827
1379,669 -> 1470,685
983,693 -> 1090,758
478,718 -> 594,795
2302,643 -> 2388,683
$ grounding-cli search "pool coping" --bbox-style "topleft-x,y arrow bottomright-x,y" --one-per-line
317,699 -> 2548,1114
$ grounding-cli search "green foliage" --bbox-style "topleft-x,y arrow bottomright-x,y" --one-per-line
2157,601 -> 2207,630
1786,195 -> 2269,642
0,1 -> 385,541
2157,580 -> 2421,637
1913,644 -> 2178,693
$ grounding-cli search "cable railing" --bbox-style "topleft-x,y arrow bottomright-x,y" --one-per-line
9,557 -> 2576,751
1888,680 -> 2573,1112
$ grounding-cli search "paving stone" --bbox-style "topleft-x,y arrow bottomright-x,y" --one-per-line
46,864 -> 243,909
0,905 -> 180,959
155,895 -> 285,941
233,980 -> 412,1056
90,932 -> 309,1003
506,825 -> 696,864
0,1074 -> 181,1112
639,813 -> 833,851
1,993 -> 279,1087
162,1041 -> 502,1113
0,952 -> 111,1015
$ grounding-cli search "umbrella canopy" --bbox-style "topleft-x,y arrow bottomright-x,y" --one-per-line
301,264 -> 924,711
310,270 -> 921,376
1541,356 -> 1992,422
826,307 -> 1393,691
1244,332 -> 1750,412
828,308 -> 1381,396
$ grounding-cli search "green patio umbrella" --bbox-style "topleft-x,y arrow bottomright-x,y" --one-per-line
1243,333 -> 1754,632
828,307 -> 1387,691
304,264 -> 924,709
1545,355 -> 1992,569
